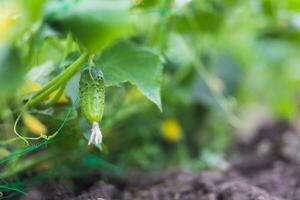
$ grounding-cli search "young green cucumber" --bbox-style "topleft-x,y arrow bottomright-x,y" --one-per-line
79,67 -> 105,145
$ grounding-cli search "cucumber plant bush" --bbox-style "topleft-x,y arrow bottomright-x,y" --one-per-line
1,0 -> 300,188
0,0 -> 165,179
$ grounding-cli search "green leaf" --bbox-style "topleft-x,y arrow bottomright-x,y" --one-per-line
46,0 -> 132,54
171,2 -> 223,34
95,41 -> 163,110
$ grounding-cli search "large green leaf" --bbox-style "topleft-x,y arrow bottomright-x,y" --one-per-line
95,41 -> 163,110
45,0 -> 132,54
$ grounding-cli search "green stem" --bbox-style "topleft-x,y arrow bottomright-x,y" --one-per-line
0,151 -> 58,179
26,52 -> 89,108
103,102 -> 149,129
0,186 -> 26,195
0,137 -> 21,145
25,22 -> 43,68
185,39 -> 239,127
182,7 -> 240,127
159,0 -> 171,53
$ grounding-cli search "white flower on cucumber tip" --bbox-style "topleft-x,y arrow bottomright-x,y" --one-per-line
88,122 -> 102,145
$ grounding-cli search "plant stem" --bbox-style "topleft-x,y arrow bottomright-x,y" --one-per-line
103,101 -> 149,129
159,0 -> 171,53
0,150 -> 58,179
183,8 -> 240,127
26,52 -> 89,108
25,22 -> 43,68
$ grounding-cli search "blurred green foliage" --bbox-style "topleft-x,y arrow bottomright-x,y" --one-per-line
1,0 -> 300,197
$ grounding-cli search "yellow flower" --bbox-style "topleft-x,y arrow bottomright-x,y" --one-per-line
23,114 -> 47,136
48,90 -> 69,104
21,79 -> 69,104
161,119 -> 182,142
126,88 -> 143,101
20,79 -> 42,96
0,4 -> 18,41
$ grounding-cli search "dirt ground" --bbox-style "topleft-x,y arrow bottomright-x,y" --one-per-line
19,121 -> 300,200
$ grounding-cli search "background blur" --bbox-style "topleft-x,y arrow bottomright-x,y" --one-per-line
1,0 -> 300,198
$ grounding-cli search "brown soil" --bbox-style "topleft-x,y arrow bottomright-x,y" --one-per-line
19,121 -> 300,200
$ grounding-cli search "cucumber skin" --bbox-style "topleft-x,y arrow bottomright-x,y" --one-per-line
79,68 -> 105,123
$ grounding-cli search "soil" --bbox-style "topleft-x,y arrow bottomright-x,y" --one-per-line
18,121 -> 300,200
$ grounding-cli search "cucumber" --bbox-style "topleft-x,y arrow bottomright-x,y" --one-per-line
79,67 -> 105,145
